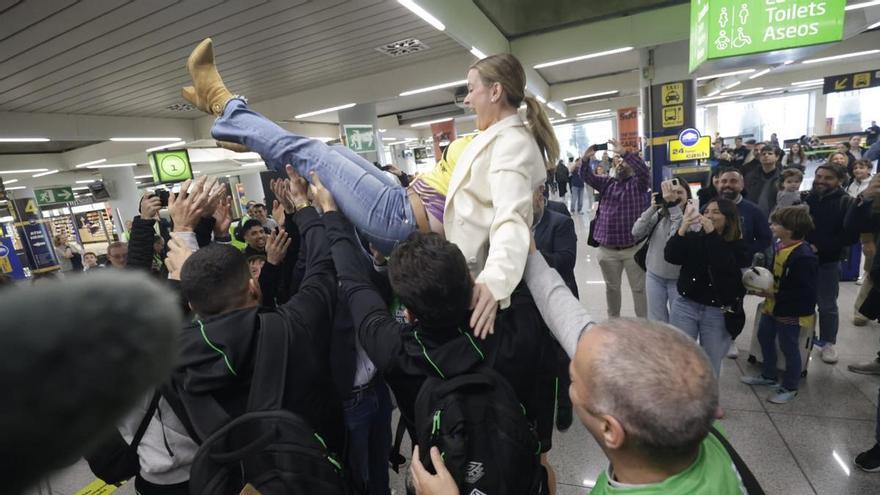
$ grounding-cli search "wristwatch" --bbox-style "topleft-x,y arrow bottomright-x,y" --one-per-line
294,201 -> 312,212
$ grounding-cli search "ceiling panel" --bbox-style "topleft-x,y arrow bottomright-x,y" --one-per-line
535,51 -> 642,84
0,0 -> 469,118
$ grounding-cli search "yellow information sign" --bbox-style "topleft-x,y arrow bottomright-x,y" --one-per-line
0,256 -> 11,273
74,479 -> 118,495
662,105 -> 684,128
661,83 -> 683,106
854,72 -> 871,89
668,136 -> 711,162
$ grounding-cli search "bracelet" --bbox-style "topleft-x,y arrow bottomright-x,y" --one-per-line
294,201 -> 312,212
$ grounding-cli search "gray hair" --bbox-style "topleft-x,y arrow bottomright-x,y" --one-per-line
586,318 -> 718,460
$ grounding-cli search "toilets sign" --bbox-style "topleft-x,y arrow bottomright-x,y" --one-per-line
690,0 -> 845,72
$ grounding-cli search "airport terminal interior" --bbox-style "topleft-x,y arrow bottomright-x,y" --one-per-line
3,0 -> 880,494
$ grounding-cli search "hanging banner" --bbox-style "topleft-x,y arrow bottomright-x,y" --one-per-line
617,107 -> 639,151
11,197 -> 60,273
430,120 -> 457,159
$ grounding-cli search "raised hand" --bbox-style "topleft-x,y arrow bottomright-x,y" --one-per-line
270,178 -> 295,213
265,229 -> 291,265
272,199 -> 286,229
660,180 -> 678,204
164,237 -> 193,281
140,193 -> 162,221
212,194 -> 233,237
308,171 -> 337,213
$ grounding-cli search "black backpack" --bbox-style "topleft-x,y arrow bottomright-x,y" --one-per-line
185,312 -> 350,495
414,359 -> 545,494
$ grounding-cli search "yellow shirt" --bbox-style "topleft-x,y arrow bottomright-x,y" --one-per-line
763,241 -> 815,328
417,135 -> 474,196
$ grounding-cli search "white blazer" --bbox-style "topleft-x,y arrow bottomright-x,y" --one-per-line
444,114 -> 546,308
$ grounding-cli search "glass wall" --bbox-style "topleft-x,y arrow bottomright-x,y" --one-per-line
554,119 -> 615,161
826,86 -> 880,135
709,93 -> 810,142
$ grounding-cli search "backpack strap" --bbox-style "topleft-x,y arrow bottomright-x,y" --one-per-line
709,426 -> 765,495
128,390 -> 161,452
247,311 -> 290,412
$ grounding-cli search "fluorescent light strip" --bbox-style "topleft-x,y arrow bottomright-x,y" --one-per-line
145,141 -> 186,153
87,163 -> 137,169
75,158 -> 107,168
846,0 -> 880,11
386,138 -> 417,145
411,117 -> 453,128
708,88 -> 722,97
110,137 -> 181,142
563,90 -> 618,102
294,103 -> 356,119
578,113 -> 613,120
869,20 -> 880,30
783,60 -> 795,65
0,168 -> 48,174
5,186 -> 26,190
397,0 -> 445,30
536,95 -> 547,104
695,68 -> 756,81
76,179 -> 97,184
576,109 -> 612,116
749,68 -> 771,80
534,47 -> 634,69
724,81 -> 742,90
133,174 -> 154,179
721,86 -> 764,96
803,49 -> 880,64
470,46 -> 487,59
32,169 -> 59,177
3,179 -> 19,184
382,137 -> 398,141
792,79 -> 824,86
0,137 -> 50,142
240,162 -> 266,168
400,80 -> 467,96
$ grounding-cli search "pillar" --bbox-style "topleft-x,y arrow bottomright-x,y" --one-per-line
238,172 -> 266,204
100,166 -> 141,238
338,103 -> 384,166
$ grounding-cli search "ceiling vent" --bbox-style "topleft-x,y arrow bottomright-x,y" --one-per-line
376,38 -> 430,57
167,103 -> 194,112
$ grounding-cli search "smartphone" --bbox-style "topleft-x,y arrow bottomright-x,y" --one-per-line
671,178 -> 681,187
593,142 -> 609,151
155,189 -> 170,208
687,198 -> 701,231
653,192 -> 663,206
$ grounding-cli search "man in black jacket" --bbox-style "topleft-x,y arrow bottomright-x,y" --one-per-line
533,185 -> 578,432
804,164 -> 872,364
166,173 -> 346,457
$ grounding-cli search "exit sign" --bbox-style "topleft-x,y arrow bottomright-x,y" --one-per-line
34,186 -> 74,205
690,0 -> 846,72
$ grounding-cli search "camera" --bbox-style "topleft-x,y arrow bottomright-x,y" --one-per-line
593,143 -> 609,151
155,189 -> 170,208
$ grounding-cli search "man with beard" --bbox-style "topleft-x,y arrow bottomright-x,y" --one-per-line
717,168 -> 772,263
238,219 -> 269,257
743,146 -> 782,216
803,164 -> 872,364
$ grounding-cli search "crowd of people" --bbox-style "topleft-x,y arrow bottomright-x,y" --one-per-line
3,36 -> 880,495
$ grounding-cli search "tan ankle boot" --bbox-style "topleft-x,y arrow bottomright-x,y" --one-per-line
182,38 -> 233,116
216,140 -> 250,153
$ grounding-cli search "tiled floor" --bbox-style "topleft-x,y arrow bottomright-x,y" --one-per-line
28,199 -> 880,494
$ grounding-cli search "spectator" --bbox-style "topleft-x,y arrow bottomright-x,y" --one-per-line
53,234 -> 82,273
852,136 -> 865,160
631,179 -> 688,323
782,142 -> 807,171
106,241 -> 128,269
867,120 -> 880,147
665,198 -> 748,377
247,254 -> 266,279
744,145 -> 782,216
847,159 -> 874,198
581,140 -> 651,318
775,168 -> 804,211
82,251 -> 102,271
803,163 -> 870,363
555,159 -> 569,198
741,139 -> 762,170
237,219 -> 268,257
249,203 -> 279,231
731,136 -> 748,169
770,132 -> 780,147
594,164 -> 607,176
850,176 -> 880,327
741,207 -> 817,404
836,142 -> 857,176
545,168 -> 557,197
716,168 -> 773,263
697,168 -> 721,206
568,156 -> 585,214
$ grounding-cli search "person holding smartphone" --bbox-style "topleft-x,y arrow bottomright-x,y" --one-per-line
665,198 -> 749,378
631,179 -> 690,323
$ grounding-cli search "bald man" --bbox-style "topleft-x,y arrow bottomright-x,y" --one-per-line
410,246 -> 755,495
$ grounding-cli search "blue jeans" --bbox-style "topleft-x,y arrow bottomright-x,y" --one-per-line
670,297 -> 730,377
817,261 -> 840,344
646,271 -> 679,323
757,314 -> 802,390
212,98 -> 416,254
569,186 -> 583,212
876,387 -> 880,444
343,380 -> 393,495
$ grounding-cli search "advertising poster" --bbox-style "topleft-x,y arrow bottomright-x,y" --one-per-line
617,107 -> 639,151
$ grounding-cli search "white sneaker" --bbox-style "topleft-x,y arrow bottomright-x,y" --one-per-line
856,277 -> 864,286
727,341 -> 739,359
821,344 -> 839,364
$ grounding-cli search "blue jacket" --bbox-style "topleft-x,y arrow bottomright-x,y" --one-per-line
534,208 -> 578,298
568,163 -> 585,188
770,242 -> 818,318
735,198 -> 772,266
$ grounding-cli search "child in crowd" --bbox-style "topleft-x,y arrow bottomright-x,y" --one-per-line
847,159 -> 874,198
741,207 -> 817,404
775,168 -> 803,211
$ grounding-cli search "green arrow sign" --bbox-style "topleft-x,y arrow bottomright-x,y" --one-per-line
34,186 -> 74,206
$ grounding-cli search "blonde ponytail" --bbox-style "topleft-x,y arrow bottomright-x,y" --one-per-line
523,96 -> 559,170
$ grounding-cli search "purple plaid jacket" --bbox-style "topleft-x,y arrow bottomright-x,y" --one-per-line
582,153 -> 651,247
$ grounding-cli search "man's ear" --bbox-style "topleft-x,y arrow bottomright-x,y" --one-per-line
404,308 -> 415,324
600,414 -> 627,451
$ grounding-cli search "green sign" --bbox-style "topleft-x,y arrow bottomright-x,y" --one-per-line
690,0 -> 846,72
34,186 -> 74,205
148,149 -> 193,184
343,125 -> 376,154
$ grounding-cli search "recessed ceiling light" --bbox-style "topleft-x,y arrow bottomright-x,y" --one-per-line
75,159 -> 107,168
869,20 -> 880,30
76,179 -> 97,184
3,179 -> 19,184
134,174 -> 154,179
724,81 -> 742,90
146,141 -> 186,153
563,90 -> 618,102
748,68 -> 772,80
110,137 -> 182,142
87,163 -> 137,169
400,80 -> 467,96
32,170 -> 59,177
397,0 -> 445,31
803,49 -> 880,64
0,168 -> 49,174
721,87 -> 764,96
0,138 -> 50,142
470,46 -> 487,59
791,79 -> 824,86
534,47 -> 634,69
72,186 -> 90,190
846,0 -> 880,11
294,103 -> 356,119
783,60 -> 795,65
536,95 -> 547,104
411,117 -> 454,128
577,109 -> 611,116
695,69 -> 756,81
5,186 -> 26,190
